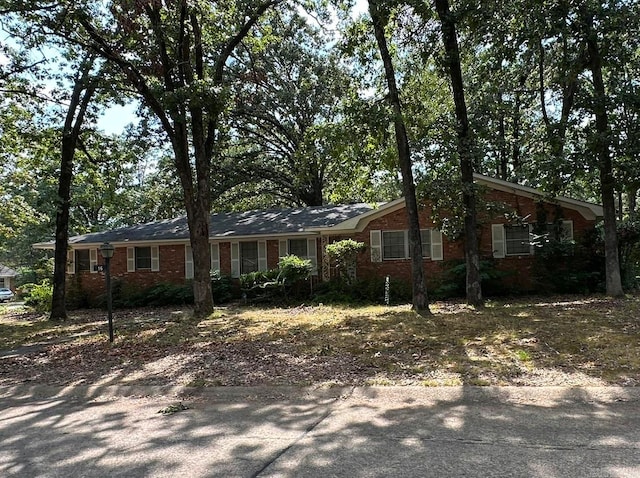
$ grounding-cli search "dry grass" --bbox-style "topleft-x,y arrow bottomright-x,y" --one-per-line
1,295 -> 639,387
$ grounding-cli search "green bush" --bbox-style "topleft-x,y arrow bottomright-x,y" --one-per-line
22,280 -> 53,312
618,216 -> 640,290
144,283 -> 194,306
211,270 -> 234,303
313,277 -> 412,305
239,255 -> 313,302
239,269 -> 280,291
432,258 -> 510,299
326,239 -> 366,284
106,280 -> 193,308
278,255 -> 313,284
531,233 -> 604,294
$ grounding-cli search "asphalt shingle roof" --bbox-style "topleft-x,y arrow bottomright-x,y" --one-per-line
66,203 -> 377,245
0,264 -> 17,277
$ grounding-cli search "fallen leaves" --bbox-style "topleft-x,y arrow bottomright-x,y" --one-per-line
1,296 -> 640,387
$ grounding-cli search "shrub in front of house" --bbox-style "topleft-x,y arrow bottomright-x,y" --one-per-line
240,255 -> 313,301
531,232 -> 604,294
431,258 -> 511,299
22,280 -> 53,312
313,276 -> 412,305
102,280 -> 194,308
211,271 -> 234,303
325,239 -> 366,284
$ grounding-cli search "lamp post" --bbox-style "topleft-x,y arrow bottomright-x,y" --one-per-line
99,242 -> 115,343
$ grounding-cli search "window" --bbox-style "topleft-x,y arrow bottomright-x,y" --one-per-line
186,243 -> 221,279
541,222 -> 573,242
382,231 -> 406,259
240,241 -> 258,274
420,229 -> 431,258
382,230 -> 432,260
505,225 -> 531,255
127,246 -> 159,272
136,247 -> 152,270
72,249 -> 97,273
493,221 -> 574,258
76,250 -> 91,272
278,238 -> 318,275
371,229 -> 443,262
288,238 -> 308,258
231,241 -> 267,278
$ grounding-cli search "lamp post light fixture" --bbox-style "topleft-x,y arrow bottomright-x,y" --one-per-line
99,242 -> 115,343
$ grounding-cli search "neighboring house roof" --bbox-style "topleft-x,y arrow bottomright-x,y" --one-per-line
32,175 -> 604,250
0,264 -> 17,277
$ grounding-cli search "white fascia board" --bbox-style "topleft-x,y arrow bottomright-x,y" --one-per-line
48,239 -> 193,250
312,198 -> 406,235
474,173 -> 604,220
32,241 -> 55,250
210,232 -> 320,241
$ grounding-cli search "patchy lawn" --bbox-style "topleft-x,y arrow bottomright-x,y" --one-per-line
1,295 -> 639,387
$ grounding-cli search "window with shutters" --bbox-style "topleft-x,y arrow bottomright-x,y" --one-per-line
379,229 -> 441,260
498,221 -> 574,257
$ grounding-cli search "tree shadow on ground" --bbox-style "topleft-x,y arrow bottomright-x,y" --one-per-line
1,385 -> 639,477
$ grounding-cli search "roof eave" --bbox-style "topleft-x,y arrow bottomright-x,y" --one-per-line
473,173 -> 604,220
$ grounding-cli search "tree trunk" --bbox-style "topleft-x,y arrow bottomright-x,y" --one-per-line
50,134 -> 74,321
50,64 -> 95,321
79,2 -> 278,319
584,13 -> 623,297
434,0 -> 483,306
369,0 -> 429,313
171,130 -> 214,317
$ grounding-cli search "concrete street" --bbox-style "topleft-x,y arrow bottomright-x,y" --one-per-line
1,385 -> 639,477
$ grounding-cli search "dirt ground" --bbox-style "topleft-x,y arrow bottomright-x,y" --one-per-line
1,296 -> 639,388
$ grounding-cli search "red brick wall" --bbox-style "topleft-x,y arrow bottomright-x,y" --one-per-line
349,205 -> 450,288
267,240 -> 280,269
347,191 -> 598,291
75,245 -> 188,302
70,191 -> 599,300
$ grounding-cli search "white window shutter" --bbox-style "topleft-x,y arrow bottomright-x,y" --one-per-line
151,246 -> 160,271
431,229 -> 444,261
370,230 -> 382,262
561,220 -> 574,241
127,247 -> 135,272
67,249 -> 75,274
307,238 -> 318,274
185,245 -> 194,279
492,224 -> 505,258
231,242 -> 240,278
210,243 -> 220,273
90,248 -> 98,274
258,241 -> 268,271
279,240 -> 288,259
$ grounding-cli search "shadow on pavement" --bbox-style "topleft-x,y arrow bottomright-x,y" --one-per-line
1,385 -> 639,477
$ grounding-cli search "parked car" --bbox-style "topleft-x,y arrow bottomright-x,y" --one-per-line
0,288 -> 14,302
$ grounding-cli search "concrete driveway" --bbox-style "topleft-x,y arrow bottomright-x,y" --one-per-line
1,385 -> 639,477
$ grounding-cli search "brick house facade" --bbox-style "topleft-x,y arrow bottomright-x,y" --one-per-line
34,174 -> 603,301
